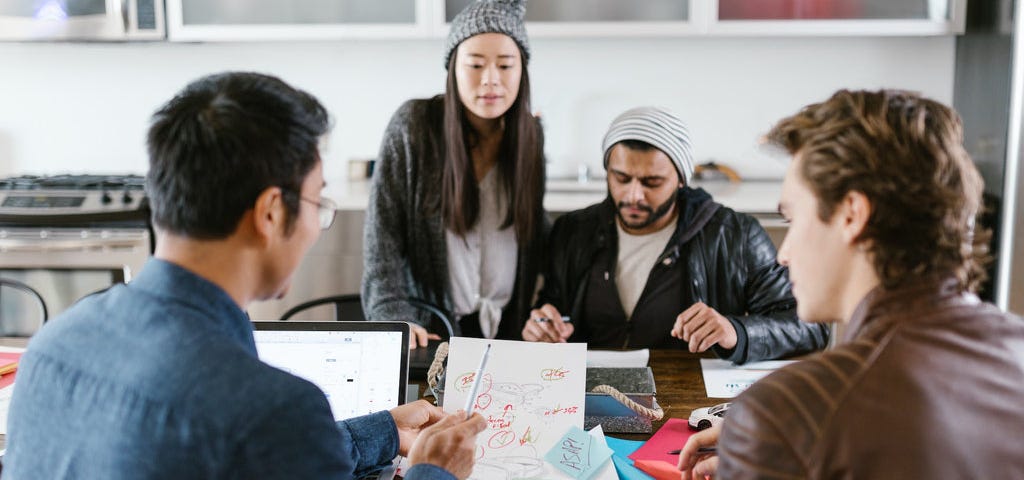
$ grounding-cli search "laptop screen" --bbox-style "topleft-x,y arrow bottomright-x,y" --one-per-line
251,321 -> 410,421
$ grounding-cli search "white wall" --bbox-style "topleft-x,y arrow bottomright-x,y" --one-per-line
0,36 -> 955,182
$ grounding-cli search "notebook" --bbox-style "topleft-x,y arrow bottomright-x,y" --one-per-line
252,321 -> 410,422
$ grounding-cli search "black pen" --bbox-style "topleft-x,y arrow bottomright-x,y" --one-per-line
668,447 -> 717,455
534,316 -> 571,323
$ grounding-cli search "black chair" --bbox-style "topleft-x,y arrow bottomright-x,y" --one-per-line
279,293 -> 364,322
0,278 -> 49,336
279,295 -> 454,339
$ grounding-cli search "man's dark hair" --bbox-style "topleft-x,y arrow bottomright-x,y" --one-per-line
146,72 -> 330,238
767,89 -> 989,292
616,139 -> 658,152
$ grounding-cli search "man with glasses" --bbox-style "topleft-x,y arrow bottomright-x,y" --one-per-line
299,195 -> 339,230
4,72 -> 485,480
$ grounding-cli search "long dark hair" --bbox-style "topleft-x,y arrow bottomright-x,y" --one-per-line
441,48 -> 545,243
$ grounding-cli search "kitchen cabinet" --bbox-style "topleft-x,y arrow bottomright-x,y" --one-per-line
167,0 -> 430,41
444,0 -> 701,36
709,0 -> 966,35
167,0 -> 965,41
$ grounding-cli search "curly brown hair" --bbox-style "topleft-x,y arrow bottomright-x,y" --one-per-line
767,89 -> 989,292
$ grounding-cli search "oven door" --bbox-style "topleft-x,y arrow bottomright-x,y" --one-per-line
0,0 -> 165,41
0,228 -> 151,336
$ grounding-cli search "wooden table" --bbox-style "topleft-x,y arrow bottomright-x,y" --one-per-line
0,344 -> 716,451
410,349 -> 715,441
589,349 -> 713,441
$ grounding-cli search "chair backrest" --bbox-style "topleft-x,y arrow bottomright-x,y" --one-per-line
0,278 -> 49,336
279,295 -> 454,339
279,294 -> 363,322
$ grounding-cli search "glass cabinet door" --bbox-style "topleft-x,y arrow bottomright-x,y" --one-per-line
169,0 -> 424,40
718,0 -> 948,21
710,0 -> 963,35
181,0 -> 416,25
445,0 -> 697,35
446,0 -> 689,22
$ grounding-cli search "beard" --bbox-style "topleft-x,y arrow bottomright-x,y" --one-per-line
616,195 -> 676,231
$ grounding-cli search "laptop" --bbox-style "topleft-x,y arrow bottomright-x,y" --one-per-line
251,321 -> 410,422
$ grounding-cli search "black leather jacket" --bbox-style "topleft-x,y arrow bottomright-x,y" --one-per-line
536,187 -> 829,363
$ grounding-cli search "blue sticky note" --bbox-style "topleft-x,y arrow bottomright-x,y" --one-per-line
604,436 -> 645,458
544,426 -> 614,480
611,454 -> 654,480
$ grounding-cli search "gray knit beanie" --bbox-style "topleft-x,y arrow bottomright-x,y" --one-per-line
602,106 -> 695,184
444,0 -> 530,69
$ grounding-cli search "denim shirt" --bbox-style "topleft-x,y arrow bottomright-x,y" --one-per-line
3,259 -> 453,480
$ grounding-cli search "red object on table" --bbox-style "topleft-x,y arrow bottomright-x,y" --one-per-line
629,418 -> 699,464
0,351 -> 23,389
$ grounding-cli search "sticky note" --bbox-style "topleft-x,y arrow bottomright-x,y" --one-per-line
634,459 -> 683,480
545,426 -> 614,480
611,455 -> 652,480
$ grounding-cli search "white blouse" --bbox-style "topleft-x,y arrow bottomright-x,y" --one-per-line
445,168 -> 518,339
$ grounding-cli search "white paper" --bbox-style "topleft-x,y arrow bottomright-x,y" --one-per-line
444,337 -> 587,480
700,359 -> 796,398
586,349 -> 649,368
0,385 -> 14,435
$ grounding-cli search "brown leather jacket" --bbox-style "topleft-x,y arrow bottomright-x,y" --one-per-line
717,279 -> 1024,479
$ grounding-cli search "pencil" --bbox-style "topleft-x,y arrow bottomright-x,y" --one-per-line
668,447 -> 717,455
0,362 -> 18,376
463,344 -> 492,413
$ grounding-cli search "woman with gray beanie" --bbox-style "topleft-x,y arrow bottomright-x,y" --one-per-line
362,0 -> 546,347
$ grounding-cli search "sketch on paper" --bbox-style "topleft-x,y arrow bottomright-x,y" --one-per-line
444,337 -> 587,480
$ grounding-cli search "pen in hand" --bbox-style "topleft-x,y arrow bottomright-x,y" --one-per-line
534,316 -> 571,323
464,343 -> 492,414
668,447 -> 717,455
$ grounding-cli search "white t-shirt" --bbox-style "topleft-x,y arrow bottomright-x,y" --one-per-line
445,168 -> 518,339
615,215 -> 678,320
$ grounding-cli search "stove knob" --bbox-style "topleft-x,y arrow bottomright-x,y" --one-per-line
101,192 -> 112,205
122,191 -> 133,204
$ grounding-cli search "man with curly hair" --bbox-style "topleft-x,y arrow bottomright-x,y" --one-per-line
678,89 -> 1024,479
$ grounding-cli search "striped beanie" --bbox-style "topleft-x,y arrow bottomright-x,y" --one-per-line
602,106 -> 695,183
444,0 -> 530,69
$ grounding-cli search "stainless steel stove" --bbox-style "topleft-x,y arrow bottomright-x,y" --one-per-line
0,174 -> 153,335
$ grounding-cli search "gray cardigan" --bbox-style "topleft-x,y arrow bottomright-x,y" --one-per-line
361,95 -> 545,339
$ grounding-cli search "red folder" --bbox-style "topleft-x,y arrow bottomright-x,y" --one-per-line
628,418 -> 698,465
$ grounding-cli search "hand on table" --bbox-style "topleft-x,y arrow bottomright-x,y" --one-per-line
409,323 -> 442,349
521,304 -> 573,343
671,302 -> 737,353
407,410 -> 487,480
678,424 -> 721,480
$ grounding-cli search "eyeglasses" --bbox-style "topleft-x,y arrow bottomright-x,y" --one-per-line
296,195 -> 338,230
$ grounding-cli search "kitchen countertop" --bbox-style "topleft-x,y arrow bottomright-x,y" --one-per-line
326,178 -> 784,215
